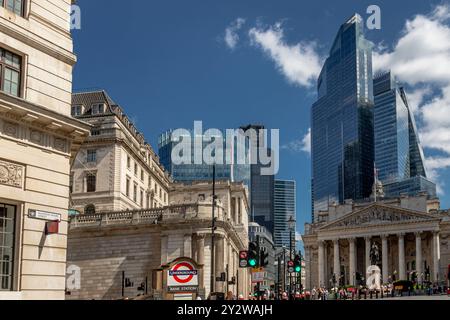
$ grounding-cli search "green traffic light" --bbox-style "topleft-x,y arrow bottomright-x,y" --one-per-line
249,259 -> 257,267
295,266 -> 301,272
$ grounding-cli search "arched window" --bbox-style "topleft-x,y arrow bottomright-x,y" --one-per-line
84,204 -> 95,215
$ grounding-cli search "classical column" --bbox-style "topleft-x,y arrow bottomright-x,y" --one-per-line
215,235 -> 225,293
415,233 -> 423,284
161,235 -> 169,265
398,234 -> 406,280
365,237 -> 371,269
333,239 -> 340,285
432,232 -> 440,283
184,234 -> 192,258
349,238 -> 356,286
318,241 -> 325,287
382,235 -> 389,284
197,235 -> 205,265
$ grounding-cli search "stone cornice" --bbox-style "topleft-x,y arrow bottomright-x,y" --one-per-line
0,92 -> 90,136
0,16 -> 76,66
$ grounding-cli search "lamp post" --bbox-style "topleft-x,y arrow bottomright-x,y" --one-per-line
210,165 -> 217,294
287,216 -> 296,299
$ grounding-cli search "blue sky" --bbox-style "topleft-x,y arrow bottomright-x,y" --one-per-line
72,0 -> 450,236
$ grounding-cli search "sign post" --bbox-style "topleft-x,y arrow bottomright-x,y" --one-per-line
167,260 -> 199,296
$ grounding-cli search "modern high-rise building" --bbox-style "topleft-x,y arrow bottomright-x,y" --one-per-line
240,125 -> 275,235
158,130 -> 236,183
311,14 -> 375,220
274,180 -> 296,248
373,72 -> 436,198
159,125 -> 275,234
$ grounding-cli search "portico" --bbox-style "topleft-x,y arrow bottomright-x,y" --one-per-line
304,199 -> 449,290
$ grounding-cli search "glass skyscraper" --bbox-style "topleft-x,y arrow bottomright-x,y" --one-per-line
158,130 -> 235,182
240,125 -> 275,235
274,180 -> 296,248
159,125 -> 276,234
373,72 -> 436,198
311,14 -> 375,220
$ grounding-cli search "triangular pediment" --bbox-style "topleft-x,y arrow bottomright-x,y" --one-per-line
319,204 -> 440,230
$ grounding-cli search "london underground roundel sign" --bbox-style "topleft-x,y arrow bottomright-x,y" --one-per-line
168,261 -> 198,287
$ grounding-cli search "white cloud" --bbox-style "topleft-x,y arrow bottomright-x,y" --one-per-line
282,128 -> 311,155
248,23 -> 322,88
373,4 -> 450,192
405,86 -> 432,115
224,18 -> 246,50
425,156 -> 450,195
295,231 -> 303,242
373,4 -> 450,85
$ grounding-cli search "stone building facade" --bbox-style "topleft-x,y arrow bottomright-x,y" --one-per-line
303,194 -> 450,290
66,181 -> 251,300
0,1 -> 90,300
70,90 -> 171,215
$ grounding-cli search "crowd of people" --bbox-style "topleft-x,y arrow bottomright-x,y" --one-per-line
205,284 -> 449,301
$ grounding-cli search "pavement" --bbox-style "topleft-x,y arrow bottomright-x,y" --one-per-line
380,295 -> 450,300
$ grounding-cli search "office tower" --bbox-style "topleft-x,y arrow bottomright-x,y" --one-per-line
373,72 -> 436,198
274,180 -> 296,248
240,125 -> 275,234
311,14 -> 375,220
158,130 -> 235,183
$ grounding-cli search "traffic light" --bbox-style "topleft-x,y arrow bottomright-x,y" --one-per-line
260,249 -> 269,267
248,241 -> 260,268
287,260 -> 295,273
239,251 -> 249,268
294,255 -> 302,273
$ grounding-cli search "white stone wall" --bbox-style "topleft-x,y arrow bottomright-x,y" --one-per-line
0,0 -> 90,300
67,228 -> 162,300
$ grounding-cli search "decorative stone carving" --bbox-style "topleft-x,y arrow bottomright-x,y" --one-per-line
0,159 -> 24,188
325,207 -> 434,229
30,130 -> 42,144
54,138 -> 67,152
3,122 -> 18,138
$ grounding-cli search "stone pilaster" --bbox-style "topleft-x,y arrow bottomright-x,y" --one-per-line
415,232 -> 423,284
197,234 -> 205,265
215,235 -> 225,293
432,232 -> 440,283
183,234 -> 192,258
349,238 -> 356,286
333,239 -> 340,285
382,235 -> 389,284
318,241 -> 325,287
398,234 -> 406,280
365,237 -> 371,270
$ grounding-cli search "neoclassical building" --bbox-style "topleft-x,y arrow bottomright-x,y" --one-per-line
70,90 -> 171,215
0,1 -> 90,300
303,194 -> 450,290
67,181 -> 251,300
